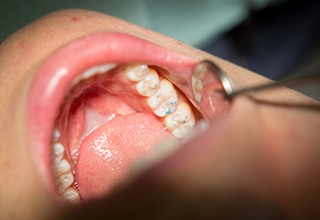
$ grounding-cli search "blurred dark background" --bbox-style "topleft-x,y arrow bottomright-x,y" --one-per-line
1,0 -> 319,98
202,0 -> 320,99
203,0 -> 320,78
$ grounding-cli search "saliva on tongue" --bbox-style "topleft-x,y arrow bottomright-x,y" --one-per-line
75,107 -> 169,200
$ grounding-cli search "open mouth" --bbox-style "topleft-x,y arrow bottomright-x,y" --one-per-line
28,32 -> 226,204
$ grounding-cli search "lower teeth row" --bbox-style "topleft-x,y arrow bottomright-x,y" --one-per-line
51,63 -> 197,202
52,130 -> 80,203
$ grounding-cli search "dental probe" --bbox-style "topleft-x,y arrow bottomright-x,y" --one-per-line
193,60 -> 320,100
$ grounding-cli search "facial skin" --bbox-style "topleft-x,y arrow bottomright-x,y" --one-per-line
0,9 -> 319,220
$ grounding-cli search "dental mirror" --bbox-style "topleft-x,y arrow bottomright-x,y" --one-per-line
191,60 -> 320,120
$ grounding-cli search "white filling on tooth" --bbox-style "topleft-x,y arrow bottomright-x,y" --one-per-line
152,91 -> 178,117
52,63 -> 198,202
72,63 -> 117,86
147,79 -> 175,109
125,64 -> 196,136
164,102 -> 195,138
136,69 -> 160,96
126,64 -> 149,81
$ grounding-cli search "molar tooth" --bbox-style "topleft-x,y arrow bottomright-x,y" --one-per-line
147,79 -> 175,113
191,76 -> 203,103
63,188 -> 80,203
54,159 -> 71,176
136,69 -> 160,96
58,173 -> 74,193
191,64 -> 207,103
152,91 -> 178,117
163,102 -> 195,138
126,64 -> 149,82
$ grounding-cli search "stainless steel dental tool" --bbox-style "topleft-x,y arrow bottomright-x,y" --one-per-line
191,60 -> 320,121
192,60 -> 320,100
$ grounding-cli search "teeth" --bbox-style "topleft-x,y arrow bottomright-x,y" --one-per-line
52,130 -> 80,201
63,188 -> 81,203
126,65 -> 178,117
191,77 -> 203,103
136,69 -> 160,96
147,79 -> 178,117
58,173 -> 74,194
126,64 -> 149,82
163,102 -> 195,138
53,142 -> 65,163
51,63 -> 199,203
125,64 -> 195,133
191,63 -> 207,103
72,63 -> 117,86
54,159 -> 71,176
152,92 -> 178,117
53,128 -> 61,142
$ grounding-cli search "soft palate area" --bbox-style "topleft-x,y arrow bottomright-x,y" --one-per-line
51,63 -> 199,203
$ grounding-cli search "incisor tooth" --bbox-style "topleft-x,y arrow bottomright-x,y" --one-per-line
58,173 -> 74,193
126,64 -> 149,82
164,102 -> 195,138
54,159 -> 71,175
72,63 -> 117,86
136,69 -> 160,96
63,188 -> 80,203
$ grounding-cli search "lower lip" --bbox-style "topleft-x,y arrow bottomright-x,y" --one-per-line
27,32 -> 197,193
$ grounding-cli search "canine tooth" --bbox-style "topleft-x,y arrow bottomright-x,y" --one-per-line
63,188 -> 80,203
126,64 -> 149,82
153,91 -> 178,117
136,69 -> 160,96
163,102 -> 195,138
147,79 -> 175,110
58,173 -> 74,193
54,159 -> 71,175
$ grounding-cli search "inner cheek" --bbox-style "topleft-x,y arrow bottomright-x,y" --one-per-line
51,64 -> 201,202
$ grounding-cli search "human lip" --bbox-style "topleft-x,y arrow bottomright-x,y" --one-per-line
27,32 -> 199,194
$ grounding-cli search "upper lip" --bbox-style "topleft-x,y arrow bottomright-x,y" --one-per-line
27,32 -> 198,192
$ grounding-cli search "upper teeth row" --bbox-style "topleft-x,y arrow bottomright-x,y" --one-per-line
126,64 -> 195,138
191,63 -> 206,103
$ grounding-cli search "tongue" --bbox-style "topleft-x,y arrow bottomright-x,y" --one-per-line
75,112 -> 169,200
